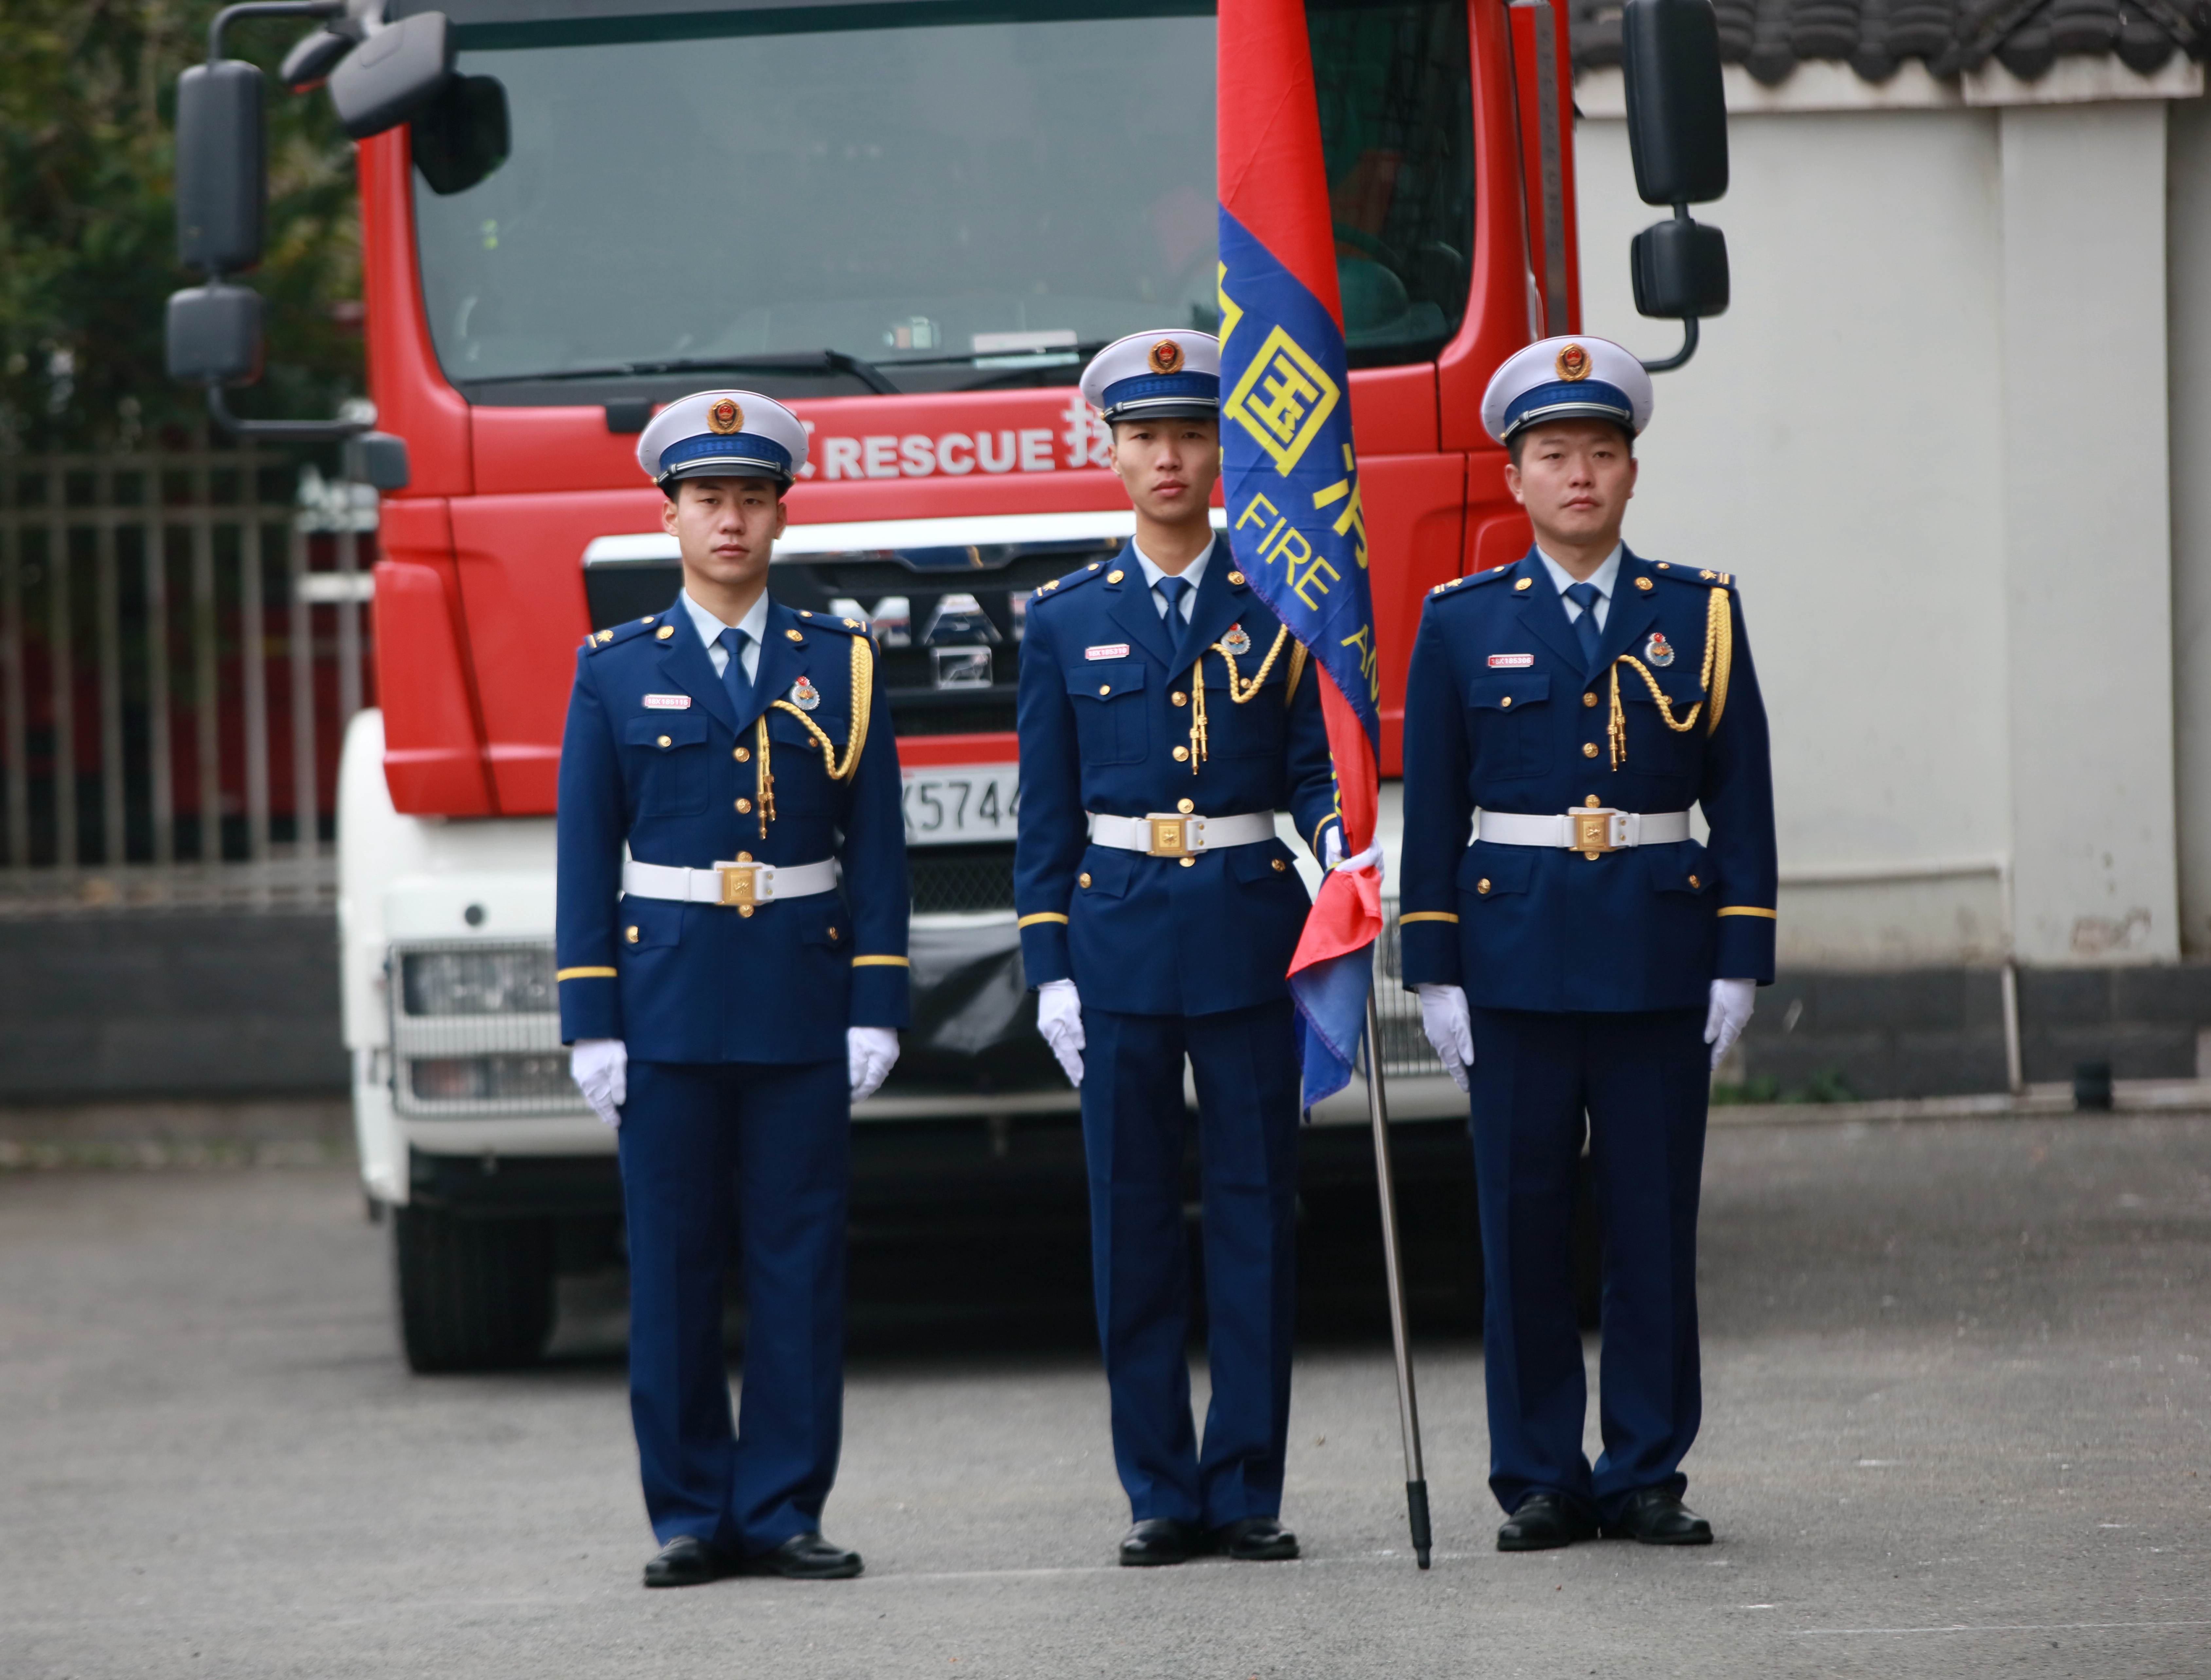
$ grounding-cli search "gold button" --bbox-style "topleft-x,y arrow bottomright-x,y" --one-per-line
1500,696 -> 1512,709
799,610 -> 812,618
1657,562 -> 1670,570
1173,745 -> 1189,761
1272,858 -> 1286,872
1079,872 -> 1092,888
1584,850 -> 1601,861
1585,795 -> 1601,807
736,797 -> 752,813
1687,874 -> 1700,888
625,925 -> 639,943
737,852 -> 752,862
1582,742 -> 1599,758
1177,798 -> 1194,814
1098,683 -> 1111,696
1107,569 -> 1125,583
1514,578 -> 1532,591
639,616 -> 655,625
1171,691 -> 1187,707
739,905 -> 754,918
786,628 -> 805,643
654,626 -> 673,640
734,746 -> 750,762
1635,577 -> 1653,591
1227,571 -> 1246,585
1088,562 -> 1101,571
828,926 -> 839,940
1477,879 -> 1490,894
657,734 -> 671,748
1179,856 -> 1195,868
1582,692 -> 1597,708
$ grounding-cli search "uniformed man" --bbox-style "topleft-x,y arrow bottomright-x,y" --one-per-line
556,390 -> 908,1587
1015,330 -> 1373,1566
1397,336 -> 1776,1551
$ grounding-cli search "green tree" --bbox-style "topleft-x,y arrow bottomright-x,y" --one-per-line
0,0 -> 361,453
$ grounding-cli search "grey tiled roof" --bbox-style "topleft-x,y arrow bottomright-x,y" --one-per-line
1569,0 -> 2206,86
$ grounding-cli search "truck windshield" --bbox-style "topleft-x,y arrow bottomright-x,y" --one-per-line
412,0 -> 1472,398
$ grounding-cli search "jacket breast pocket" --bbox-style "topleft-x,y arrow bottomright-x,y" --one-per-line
625,714 -> 709,816
1465,672 -> 1550,783
1068,661 -> 1148,766
1617,668 -> 1705,781
766,707 -> 839,813
1201,653 -> 1287,759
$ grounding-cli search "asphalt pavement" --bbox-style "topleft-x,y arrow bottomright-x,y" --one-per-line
2,1114 -> 2206,1679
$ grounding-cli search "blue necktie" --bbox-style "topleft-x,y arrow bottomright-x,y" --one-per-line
718,626 -> 754,721
1563,581 -> 1604,671
1153,574 -> 1191,622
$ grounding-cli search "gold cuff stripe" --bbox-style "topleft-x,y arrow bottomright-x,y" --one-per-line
555,966 -> 618,981
1399,911 -> 1460,925
1717,906 -> 1777,920
1017,912 -> 1070,928
851,955 -> 910,968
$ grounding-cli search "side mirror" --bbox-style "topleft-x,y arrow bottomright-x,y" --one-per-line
165,285 -> 265,385
1631,218 -> 1729,319
1621,0 -> 1728,208
329,12 -> 454,139
175,61 -> 266,274
345,431 -> 412,492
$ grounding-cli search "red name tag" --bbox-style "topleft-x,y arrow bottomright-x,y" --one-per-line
1487,654 -> 1535,668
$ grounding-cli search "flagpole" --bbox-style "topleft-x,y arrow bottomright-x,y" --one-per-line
1363,986 -> 1432,1569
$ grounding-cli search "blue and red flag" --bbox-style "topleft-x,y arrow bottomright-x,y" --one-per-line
1217,0 -> 1383,1109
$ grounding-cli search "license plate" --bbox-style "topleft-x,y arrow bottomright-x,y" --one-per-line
901,763 -> 1020,846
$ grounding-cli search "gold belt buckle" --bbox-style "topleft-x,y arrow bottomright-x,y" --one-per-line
1145,814 -> 1194,858
716,860 -> 763,907
1572,808 -> 1623,856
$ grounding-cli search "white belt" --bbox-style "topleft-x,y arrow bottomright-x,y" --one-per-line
1088,810 -> 1277,859
622,857 -> 838,909
1475,807 -> 1691,854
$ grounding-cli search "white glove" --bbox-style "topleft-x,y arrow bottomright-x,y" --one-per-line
1036,978 -> 1085,1088
848,1026 -> 900,1102
1323,827 -> 1387,886
1704,978 -> 1756,1071
1416,984 -> 1473,1092
571,1037 -> 627,1129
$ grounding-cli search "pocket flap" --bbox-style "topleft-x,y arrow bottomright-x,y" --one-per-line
618,898 -> 683,949
1069,660 -> 1147,702
797,903 -> 851,948
1077,845 -> 1134,899
1619,666 -> 1703,710
1457,842 -> 1534,896
1643,840 -> 1713,895
626,713 -> 707,749
1227,837 -> 1300,883
1467,672 -> 1549,712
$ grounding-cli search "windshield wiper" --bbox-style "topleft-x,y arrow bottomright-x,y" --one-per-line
870,340 -> 1110,370
472,351 -> 901,395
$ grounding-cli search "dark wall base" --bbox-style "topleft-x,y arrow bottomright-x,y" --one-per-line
1743,964 -> 2211,1101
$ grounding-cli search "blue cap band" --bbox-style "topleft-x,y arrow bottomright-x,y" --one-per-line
656,430 -> 794,482
1501,379 -> 1635,440
1100,370 -> 1220,418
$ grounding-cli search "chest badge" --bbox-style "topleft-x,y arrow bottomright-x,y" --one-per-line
790,675 -> 822,711
1644,633 -> 1676,668
641,693 -> 692,709
1487,653 -> 1534,668
1221,623 -> 1253,657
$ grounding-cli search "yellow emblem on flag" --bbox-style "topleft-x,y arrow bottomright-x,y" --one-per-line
1224,326 -> 1341,476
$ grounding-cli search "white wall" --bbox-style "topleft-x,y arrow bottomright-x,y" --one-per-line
2167,98 -> 2211,956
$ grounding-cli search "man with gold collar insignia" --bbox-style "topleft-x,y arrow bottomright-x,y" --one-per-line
555,390 -> 908,1587
1398,337 -> 1776,1553
1015,330 -> 1359,1567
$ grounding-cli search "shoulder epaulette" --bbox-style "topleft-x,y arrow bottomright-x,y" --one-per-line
1648,561 -> 1734,590
792,609 -> 870,636
1031,559 -> 1111,602
583,613 -> 670,653
1426,567 -> 1509,602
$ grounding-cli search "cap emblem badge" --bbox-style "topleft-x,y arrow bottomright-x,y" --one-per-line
1221,623 -> 1253,657
790,675 -> 822,712
1148,339 -> 1184,375
708,398 -> 743,435
1554,343 -> 1591,382
1644,632 -> 1676,668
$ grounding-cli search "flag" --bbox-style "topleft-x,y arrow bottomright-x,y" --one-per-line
1217,0 -> 1383,1109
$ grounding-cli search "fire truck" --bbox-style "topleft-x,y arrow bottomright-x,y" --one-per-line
167,0 -> 1726,1368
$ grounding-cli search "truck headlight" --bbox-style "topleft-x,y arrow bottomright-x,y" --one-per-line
388,941 -> 581,1117
401,948 -> 557,1016
409,1054 -> 575,1103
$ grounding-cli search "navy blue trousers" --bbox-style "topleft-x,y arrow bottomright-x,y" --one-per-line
1467,1006 -> 1709,1523
1080,1000 -> 1300,1527
617,1057 -> 849,1552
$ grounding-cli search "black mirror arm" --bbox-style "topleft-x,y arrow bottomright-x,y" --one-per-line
1639,315 -> 1699,375
207,385 -> 370,443
208,0 -> 344,63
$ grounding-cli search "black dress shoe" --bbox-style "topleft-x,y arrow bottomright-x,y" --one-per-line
643,1534 -> 738,1588
1119,1517 -> 1204,1566
738,1532 -> 865,1579
1604,1488 -> 1713,1545
1496,1493 -> 1598,1552
1212,1516 -> 1300,1561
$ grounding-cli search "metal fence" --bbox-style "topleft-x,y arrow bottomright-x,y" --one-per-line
0,448 -> 377,915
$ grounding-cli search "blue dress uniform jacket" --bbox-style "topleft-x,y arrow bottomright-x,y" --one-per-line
1013,542 -> 1341,1014
1397,547 -> 1777,1005
555,596 -> 910,1057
